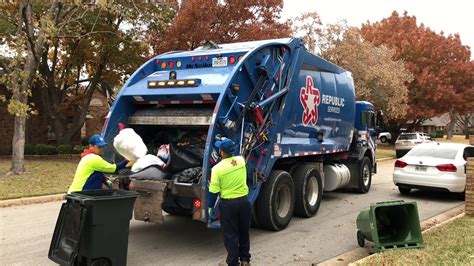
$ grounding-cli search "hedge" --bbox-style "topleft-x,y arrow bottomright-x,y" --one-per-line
57,144 -> 73,154
34,144 -> 57,155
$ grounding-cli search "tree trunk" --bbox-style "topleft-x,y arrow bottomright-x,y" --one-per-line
9,117 -> 27,174
465,123 -> 470,139
445,109 -> 457,140
9,1 -> 58,174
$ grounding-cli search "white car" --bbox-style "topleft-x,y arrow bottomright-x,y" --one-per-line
395,132 -> 435,158
393,143 -> 474,198
378,132 -> 391,143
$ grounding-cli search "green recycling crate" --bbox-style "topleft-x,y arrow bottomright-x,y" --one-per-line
356,200 -> 423,253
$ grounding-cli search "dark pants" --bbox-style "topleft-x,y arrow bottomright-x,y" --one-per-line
220,197 -> 251,266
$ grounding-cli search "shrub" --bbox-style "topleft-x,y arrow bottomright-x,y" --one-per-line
0,146 -> 12,156
57,144 -> 73,154
24,144 -> 35,155
73,145 -> 88,154
34,144 -> 57,155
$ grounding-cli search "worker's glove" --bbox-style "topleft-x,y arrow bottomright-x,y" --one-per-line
208,207 -> 217,220
125,160 -> 135,168
105,178 -> 113,189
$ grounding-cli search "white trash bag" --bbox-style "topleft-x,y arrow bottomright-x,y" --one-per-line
131,154 -> 166,172
113,128 -> 148,161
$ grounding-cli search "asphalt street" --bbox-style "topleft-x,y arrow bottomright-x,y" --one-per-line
0,159 -> 463,265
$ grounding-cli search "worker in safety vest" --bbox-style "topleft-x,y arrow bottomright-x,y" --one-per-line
207,138 -> 251,266
68,134 -> 128,193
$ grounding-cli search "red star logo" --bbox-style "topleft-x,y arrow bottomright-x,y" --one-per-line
231,160 -> 237,166
300,76 -> 321,126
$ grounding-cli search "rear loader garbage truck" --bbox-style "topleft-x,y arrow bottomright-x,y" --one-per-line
102,38 -> 378,231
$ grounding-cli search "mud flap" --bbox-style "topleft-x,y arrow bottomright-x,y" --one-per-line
131,180 -> 167,224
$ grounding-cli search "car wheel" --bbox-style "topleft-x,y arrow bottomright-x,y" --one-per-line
291,164 -> 323,217
257,170 -> 295,231
396,150 -> 403,158
398,186 -> 411,195
455,191 -> 465,201
380,136 -> 387,143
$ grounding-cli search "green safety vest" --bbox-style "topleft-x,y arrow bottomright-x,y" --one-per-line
68,154 -> 117,193
209,155 -> 248,199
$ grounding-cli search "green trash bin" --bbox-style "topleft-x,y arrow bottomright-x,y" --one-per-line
356,200 -> 423,253
49,189 -> 138,265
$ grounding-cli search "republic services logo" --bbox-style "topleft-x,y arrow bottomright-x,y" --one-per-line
300,76 -> 321,126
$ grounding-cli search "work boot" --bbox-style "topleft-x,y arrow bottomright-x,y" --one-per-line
240,260 -> 250,266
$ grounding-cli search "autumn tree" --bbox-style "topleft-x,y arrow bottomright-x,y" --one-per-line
361,11 -> 474,139
293,12 -> 413,127
0,1 -> 176,174
34,3 -> 175,145
150,0 -> 291,53
0,1 -> 69,174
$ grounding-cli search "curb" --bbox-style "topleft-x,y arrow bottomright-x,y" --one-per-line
317,204 -> 465,266
375,157 -> 395,162
0,193 -> 65,208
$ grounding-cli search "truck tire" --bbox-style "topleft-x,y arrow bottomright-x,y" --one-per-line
250,203 -> 261,228
380,136 -> 387,143
291,165 -> 323,217
257,170 -> 295,231
354,157 -> 372,194
162,205 -> 192,217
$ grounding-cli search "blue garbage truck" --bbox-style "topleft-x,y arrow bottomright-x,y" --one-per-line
102,38 -> 378,231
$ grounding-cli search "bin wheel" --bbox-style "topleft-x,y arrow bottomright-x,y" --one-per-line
357,230 -> 365,247
91,258 -> 111,266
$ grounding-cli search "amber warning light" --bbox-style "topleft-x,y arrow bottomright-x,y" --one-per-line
148,79 -> 200,88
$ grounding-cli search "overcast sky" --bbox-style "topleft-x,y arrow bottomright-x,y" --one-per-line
282,0 -> 474,52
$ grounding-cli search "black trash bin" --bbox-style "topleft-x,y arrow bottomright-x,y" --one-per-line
49,189 -> 138,266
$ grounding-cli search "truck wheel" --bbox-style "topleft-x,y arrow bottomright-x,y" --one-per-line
162,205 -> 192,217
380,136 -> 387,143
291,165 -> 323,217
354,157 -> 372,194
250,203 -> 261,228
257,170 -> 295,231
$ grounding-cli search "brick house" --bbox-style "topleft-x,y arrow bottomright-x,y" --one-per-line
0,85 -> 110,151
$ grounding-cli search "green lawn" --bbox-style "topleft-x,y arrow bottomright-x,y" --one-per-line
376,146 -> 395,159
358,215 -> 474,265
0,159 -> 78,200
435,135 -> 471,144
